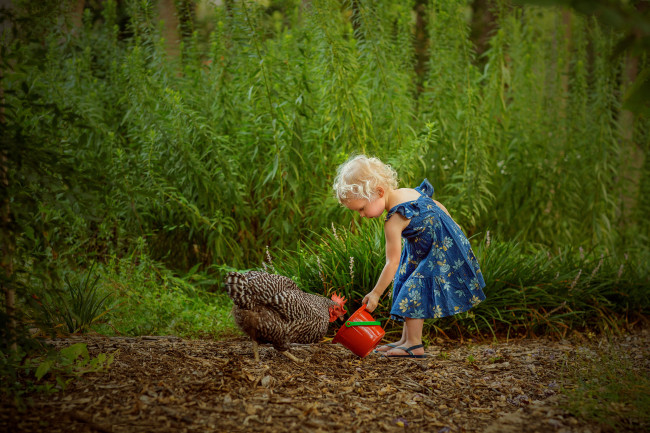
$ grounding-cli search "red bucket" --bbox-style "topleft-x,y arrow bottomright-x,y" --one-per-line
332,305 -> 385,357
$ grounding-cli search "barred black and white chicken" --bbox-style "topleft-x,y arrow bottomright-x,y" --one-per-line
225,271 -> 347,362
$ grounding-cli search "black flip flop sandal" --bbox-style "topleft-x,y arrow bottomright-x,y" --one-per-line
383,344 -> 427,358
373,343 -> 400,353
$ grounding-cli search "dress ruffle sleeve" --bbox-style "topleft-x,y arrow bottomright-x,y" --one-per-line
385,202 -> 419,221
385,179 -> 434,221
415,179 -> 434,198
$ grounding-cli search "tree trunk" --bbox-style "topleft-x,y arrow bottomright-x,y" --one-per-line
158,0 -> 181,58
617,0 -> 647,232
0,63 -> 17,352
469,0 -> 497,60
70,0 -> 85,29
619,55 -> 644,229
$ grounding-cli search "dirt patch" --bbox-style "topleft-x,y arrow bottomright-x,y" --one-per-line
2,329 -> 648,433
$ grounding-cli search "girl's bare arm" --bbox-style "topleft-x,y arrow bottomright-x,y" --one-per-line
434,200 -> 451,218
363,213 -> 409,312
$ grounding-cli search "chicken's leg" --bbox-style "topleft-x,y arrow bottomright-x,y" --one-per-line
252,341 -> 260,362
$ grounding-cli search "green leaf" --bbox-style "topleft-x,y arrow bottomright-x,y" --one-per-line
35,360 -> 53,381
60,343 -> 89,363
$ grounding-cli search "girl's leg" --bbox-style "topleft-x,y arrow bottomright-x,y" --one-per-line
385,318 -> 425,356
375,322 -> 407,352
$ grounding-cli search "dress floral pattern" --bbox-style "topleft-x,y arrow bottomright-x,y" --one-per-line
387,179 -> 486,321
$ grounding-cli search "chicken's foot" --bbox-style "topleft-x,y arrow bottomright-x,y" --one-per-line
280,350 -> 303,363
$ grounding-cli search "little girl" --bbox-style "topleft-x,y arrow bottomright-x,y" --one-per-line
333,155 -> 486,358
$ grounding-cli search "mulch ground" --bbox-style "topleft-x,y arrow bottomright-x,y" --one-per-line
2,328 -> 648,433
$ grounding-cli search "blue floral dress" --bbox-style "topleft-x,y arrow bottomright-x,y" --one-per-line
386,179 -> 486,321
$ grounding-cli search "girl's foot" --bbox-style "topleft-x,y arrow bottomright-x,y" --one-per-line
374,342 -> 405,353
384,344 -> 426,358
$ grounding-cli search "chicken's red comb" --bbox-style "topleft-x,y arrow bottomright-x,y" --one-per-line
331,293 -> 347,305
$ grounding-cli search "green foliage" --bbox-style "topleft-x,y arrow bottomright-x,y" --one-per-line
467,236 -> 650,338
2,0 -> 649,342
419,0 -> 494,231
28,343 -> 116,390
56,264 -> 112,333
272,223 -> 649,338
3,0 -> 647,267
95,240 -> 234,338
1,342 -> 115,401
514,0 -> 650,115
16,242 -> 234,339
22,263 -> 112,337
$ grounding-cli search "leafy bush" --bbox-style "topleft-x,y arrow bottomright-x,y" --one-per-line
29,342 -> 116,391
1,342 -> 115,402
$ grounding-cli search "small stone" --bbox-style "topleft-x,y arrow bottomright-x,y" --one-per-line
261,375 -> 272,387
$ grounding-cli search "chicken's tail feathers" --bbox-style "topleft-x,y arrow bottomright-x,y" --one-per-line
225,271 -> 248,304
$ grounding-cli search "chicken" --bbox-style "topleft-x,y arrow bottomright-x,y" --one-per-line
225,271 -> 347,362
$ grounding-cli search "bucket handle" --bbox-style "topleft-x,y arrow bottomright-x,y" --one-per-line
345,321 -> 381,327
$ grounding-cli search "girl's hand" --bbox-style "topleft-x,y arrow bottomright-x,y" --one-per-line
362,291 -> 380,312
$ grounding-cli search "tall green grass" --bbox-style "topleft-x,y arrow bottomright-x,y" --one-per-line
272,223 -> 649,338
23,239 -> 234,339
4,0 -> 647,273
2,0 -> 649,342
94,239 -> 234,338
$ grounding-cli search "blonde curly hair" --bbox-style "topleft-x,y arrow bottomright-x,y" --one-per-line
333,155 -> 399,203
